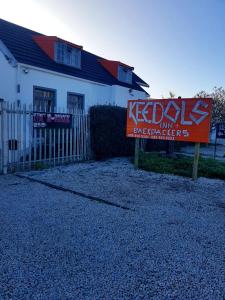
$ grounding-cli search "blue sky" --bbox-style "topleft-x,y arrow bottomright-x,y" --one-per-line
1,0 -> 225,97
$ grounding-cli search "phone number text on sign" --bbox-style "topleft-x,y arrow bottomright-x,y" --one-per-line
126,98 -> 212,143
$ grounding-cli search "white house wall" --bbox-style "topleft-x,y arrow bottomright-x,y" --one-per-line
112,85 -> 147,107
18,65 -> 113,111
0,52 -> 16,102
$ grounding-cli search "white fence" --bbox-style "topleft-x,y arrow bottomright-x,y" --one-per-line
0,102 -> 91,174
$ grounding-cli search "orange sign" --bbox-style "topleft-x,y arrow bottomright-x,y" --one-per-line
126,98 -> 212,143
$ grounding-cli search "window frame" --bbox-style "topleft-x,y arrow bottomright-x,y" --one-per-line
33,86 -> 57,112
67,92 -> 85,112
118,65 -> 133,84
54,42 -> 81,69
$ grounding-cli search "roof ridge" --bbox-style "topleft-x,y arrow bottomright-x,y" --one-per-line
0,18 -> 42,36
0,18 -> 135,69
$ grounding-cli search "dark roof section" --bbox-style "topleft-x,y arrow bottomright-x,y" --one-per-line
133,73 -> 149,87
0,18 -> 149,94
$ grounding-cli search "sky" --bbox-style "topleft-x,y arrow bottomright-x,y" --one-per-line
0,0 -> 225,98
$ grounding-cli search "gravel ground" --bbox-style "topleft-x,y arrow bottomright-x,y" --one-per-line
0,158 -> 225,299
23,157 -> 225,210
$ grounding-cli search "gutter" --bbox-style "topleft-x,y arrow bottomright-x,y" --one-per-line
136,81 -> 149,88
18,63 -> 109,87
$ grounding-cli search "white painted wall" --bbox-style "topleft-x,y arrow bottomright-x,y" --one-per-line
18,65 -> 147,109
18,65 -> 113,111
0,52 -> 16,102
112,85 -> 147,108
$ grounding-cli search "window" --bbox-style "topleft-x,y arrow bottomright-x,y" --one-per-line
67,93 -> 84,112
33,87 -> 56,112
55,42 -> 81,68
118,65 -> 132,84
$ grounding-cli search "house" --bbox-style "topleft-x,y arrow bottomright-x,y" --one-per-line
0,18 -> 149,111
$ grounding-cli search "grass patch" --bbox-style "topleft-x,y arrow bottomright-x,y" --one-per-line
138,151 -> 225,180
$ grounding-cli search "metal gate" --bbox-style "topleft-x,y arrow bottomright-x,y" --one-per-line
0,102 -> 91,174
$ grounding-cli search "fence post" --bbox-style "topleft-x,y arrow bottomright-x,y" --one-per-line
0,104 -> 91,173
87,114 -> 92,160
2,102 -> 8,174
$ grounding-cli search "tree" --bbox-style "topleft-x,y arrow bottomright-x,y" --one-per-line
169,91 -> 176,98
161,91 -> 176,99
196,87 -> 225,126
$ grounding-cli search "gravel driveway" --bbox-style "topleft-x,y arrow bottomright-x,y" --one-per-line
0,158 -> 225,299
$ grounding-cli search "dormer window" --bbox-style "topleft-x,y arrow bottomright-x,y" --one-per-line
118,65 -> 132,84
55,42 -> 81,68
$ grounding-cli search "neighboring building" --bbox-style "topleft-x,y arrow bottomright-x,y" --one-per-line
0,19 -> 149,111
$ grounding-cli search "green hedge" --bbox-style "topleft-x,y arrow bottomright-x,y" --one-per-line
89,105 -> 134,159
89,105 -> 188,160
139,151 -> 225,180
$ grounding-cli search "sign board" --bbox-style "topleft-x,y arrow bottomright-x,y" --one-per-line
126,98 -> 212,143
216,123 -> 225,139
33,112 -> 72,128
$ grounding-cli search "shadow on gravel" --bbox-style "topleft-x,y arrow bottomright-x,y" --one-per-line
16,174 -> 131,211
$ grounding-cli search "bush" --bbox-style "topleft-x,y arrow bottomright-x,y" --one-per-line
138,151 -> 225,180
89,105 -> 134,160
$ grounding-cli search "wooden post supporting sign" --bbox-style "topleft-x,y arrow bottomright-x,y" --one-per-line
134,138 -> 139,169
192,142 -> 200,180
